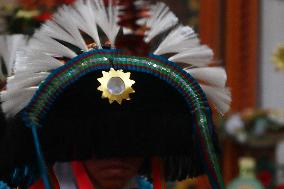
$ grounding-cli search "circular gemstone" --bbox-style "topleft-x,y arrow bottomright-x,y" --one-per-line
107,77 -> 126,95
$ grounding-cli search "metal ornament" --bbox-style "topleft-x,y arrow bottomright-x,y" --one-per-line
97,68 -> 135,104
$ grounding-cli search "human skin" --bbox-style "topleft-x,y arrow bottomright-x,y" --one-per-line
84,157 -> 144,189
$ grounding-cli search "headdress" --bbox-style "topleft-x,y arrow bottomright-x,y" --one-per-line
0,1 -> 231,189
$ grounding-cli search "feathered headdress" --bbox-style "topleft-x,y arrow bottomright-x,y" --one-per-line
0,1 -> 230,189
1,0 -> 230,116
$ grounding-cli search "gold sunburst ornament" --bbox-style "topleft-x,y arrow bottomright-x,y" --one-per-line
97,68 -> 135,104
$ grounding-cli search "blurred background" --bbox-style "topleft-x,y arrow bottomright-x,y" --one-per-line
1,0 -> 284,188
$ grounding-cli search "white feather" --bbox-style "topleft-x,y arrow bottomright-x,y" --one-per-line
185,67 -> 227,87
144,2 -> 178,43
71,0 -> 101,47
7,73 -> 49,90
169,45 -> 213,67
1,87 -> 35,101
15,49 -> 63,74
1,87 -> 38,117
54,5 -> 88,51
29,35 -> 78,58
0,35 -> 27,77
200,85 -> 231,114
39,21 -> 80,49
154,25 -> 200,55
91,0 -> 120,46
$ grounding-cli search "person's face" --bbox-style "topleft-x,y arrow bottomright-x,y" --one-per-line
84,157 -> 144,189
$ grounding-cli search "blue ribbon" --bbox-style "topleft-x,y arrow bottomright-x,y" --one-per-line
31,126 -> 52,189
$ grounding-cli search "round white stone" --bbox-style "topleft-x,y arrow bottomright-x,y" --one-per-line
107,77 -> 126,95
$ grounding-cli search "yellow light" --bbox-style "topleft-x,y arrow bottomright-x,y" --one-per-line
272,45 -> 284,71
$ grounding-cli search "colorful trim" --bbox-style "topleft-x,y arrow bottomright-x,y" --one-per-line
194,109 -> 225,189
22,49 -> 208,128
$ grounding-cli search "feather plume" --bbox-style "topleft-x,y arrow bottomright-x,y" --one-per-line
53,5 -> 88,51
15,49 -> 63,74
185,67 -> 227,88
38,20 -> 83,51
7,73 -> 49,90
144,2 -> 178,42
72,0 -> 101,47
154,25 -> 200,55
184,66 -> 230,113
0,35 -> 27,79
1,87 -> 38,117
91,0 -> 120,46
29,36 -> 78,59
200,85 -> 231,114
169,46 -> 213,67
148,3 -> 231,113
30,35 -> 78,59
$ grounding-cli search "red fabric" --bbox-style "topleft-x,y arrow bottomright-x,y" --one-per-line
151,157 -> 166,189
71,161 -> 94,189
35,12 -> 52,22
29,179 -> 45,189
